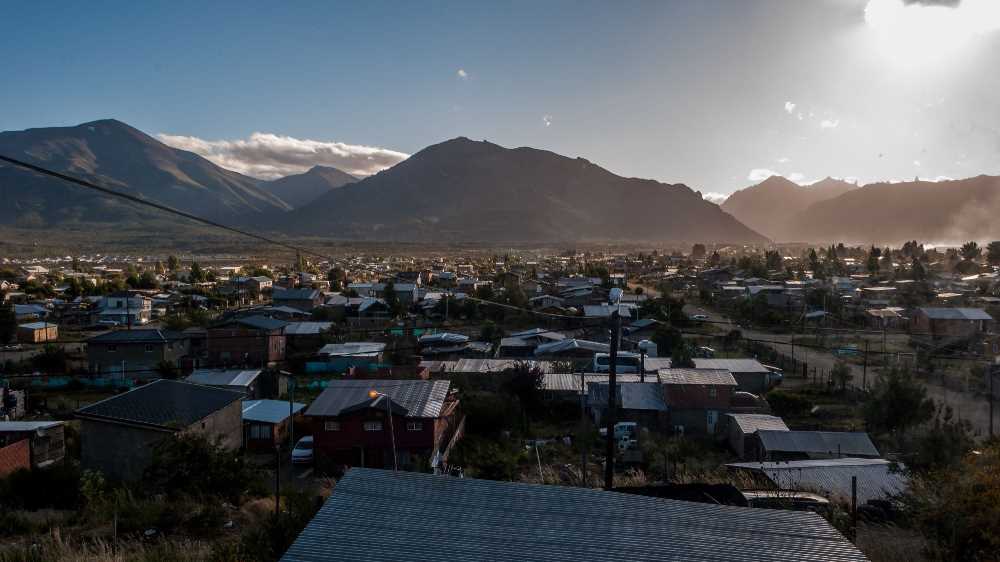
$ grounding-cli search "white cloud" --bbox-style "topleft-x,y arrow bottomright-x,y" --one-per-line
913,159 -> 922,166
457,68 -> 469,79
542,114 -> 553,127
784,101 -> 796,114
157,132 -> 410,179
820,119 -> 840,129
702,192 -> 729,204
748,168 -> 781,182
787,172 -> 806,183
776,156 -> 791,163
797,112 -> 804,120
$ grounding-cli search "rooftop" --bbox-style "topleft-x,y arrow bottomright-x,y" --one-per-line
75,379 -> 243,431
305,379 -> 451,419
242,399 -> 305,424
659,368 -> 737,386
186,369 -> 262,388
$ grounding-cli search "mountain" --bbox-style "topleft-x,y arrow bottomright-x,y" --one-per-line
262,165 -> 356,208
277,137 -> 768,244
0,119 -> 290,227
783,175 -> 1000,245
721,176 -> 858,241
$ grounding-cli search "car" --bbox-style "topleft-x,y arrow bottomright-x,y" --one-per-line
97,319 -> 121,327
291,436 -> 314,465
690,314 -> 709,321
1,344 -> 23,351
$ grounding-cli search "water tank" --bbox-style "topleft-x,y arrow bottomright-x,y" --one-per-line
638,339 -> 657,357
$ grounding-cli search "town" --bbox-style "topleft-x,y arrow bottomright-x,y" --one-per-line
1,241 -> 997,561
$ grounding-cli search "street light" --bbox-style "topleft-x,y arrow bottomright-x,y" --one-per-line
368,389 -> 398,471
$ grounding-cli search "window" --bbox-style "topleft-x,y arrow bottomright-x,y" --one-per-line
407,421 -> 423,432
324,421 -> 341,432
707,387 -> 718,398
250,424 -> 273,440
363,421 -> 383,432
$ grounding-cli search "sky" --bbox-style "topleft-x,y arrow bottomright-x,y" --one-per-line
1,0 -> 999,200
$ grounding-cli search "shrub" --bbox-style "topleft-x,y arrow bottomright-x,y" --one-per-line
766,389 -> 813,418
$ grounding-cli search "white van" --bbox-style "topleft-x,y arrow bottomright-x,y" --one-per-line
592,352 -> 642,373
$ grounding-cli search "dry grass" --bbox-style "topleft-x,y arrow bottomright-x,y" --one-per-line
856,523 -> 929,562
0,528 -> 216,562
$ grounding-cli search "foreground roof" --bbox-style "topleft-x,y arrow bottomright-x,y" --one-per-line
728,458 -> 906,504
280,468 -> 868,562
305,379 -> 450,419
75,379 -> 243,430
0,421 -> 63,432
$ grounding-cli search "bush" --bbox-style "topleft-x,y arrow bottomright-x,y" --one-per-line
450,435 -> 523,481
0,464 -> 81,510
143,435 -> 261,504
766,389 -> 813,418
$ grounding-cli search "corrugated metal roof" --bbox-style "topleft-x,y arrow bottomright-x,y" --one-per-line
728,458 -> 907,504
534,339 -> 609,356
542,373 -> 642,393
757,430 -> 879,457
280,468 -> 869,562
187,369 -> 262,388
318,342 -> 386,357
693,358 -> 769,373
305,380 -> 450,419
0,421 -> 63,432
659,368 -> 738,386
284,322 -> 334,335
242,400 -> 305,424
588,382 -> 668,411
726,414 -> 789,434
918,307 -> 993,321
75,380 -> 243,430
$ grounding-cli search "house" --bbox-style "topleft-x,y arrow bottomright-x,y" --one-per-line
723,413 -> 789,459
279,468 -> 870,562
911,307 -> 993,340
587,382 -> 668,428
728,458 -> 906,505
659,368 -> 737,434
317,342 -> 386,371
305,379 -> 462,471
283,321 -> 334,354
186,368 -> 265,398
17,321 -> 58,343
542,373 -> 643,401
498,328 -> 566,357
754,430 -> 880,461
75,379 -> 243,480
533,338 -> 610,358
692,358 -> 777,394
97,292 -> 152,326
14,303 -> 48,322
0,421 -> 66,469
87,329 -> 190,377
272,287 -> 323,312
242,399 -> 305,451
207,315 -> 287,368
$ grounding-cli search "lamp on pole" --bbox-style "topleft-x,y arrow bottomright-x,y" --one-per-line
368,389 -> 398,471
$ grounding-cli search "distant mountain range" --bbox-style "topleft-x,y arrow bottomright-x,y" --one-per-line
261,165 -> 356,209
721,176 -> 859,241
275,137 -> 767,244
723,174 -> 1000,244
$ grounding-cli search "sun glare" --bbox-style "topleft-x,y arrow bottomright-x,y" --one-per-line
864,0 -> 1000,66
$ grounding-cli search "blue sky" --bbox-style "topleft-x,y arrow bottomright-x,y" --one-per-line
2,0 -> 999,197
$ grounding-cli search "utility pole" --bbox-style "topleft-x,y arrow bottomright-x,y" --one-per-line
990,359 -> 997,439
862,340 -> 869,391
639,347 -> 646,383
580,369 -> 588,487
604,310 -> 621,491
850,475 -> 858,542
274,445 -> 281,516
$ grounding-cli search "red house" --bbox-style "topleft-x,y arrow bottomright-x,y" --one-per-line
658,368 -> 737,434
207,316 -> 287,368
305,379 -> 463,472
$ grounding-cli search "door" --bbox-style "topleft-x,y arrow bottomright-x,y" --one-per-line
706,410 -> 718,434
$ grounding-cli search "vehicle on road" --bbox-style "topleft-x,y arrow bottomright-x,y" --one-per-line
690,314 -> 709,321
291,436 -> 314,465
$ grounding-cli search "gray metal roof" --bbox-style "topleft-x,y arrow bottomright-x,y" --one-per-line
226,315 -> 289,331
659,368 -> 738,386
542,373 -> 642,393
587,383 -> 668,412
318,342 -> 386,357
0,421 -> 63,432
186,369 -> 262,388
280,468 -> 869,562
693,358 -> 770,373
283,322 -> 334,335
757,430 -> 880,457
918,307 -> 993,321
305,380 -> 450,419
726,413 -> 789,434
75,379 -> 243,430
273,288 -> 320,300
242,399 -> 305,424
534,338 -> 609,356
728,458 -> 907,504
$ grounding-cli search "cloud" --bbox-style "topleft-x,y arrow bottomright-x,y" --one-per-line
820,119 -> 840,129
776,157 -> 791,164
748,168 -> 781,182
784,101 -> 796,114
542,114 -> 553,127
913,159 -> 922,166
797,112 -> 804,121
456,68 -> 469,79
702,192 -> 729,205
157,132 -> 410,179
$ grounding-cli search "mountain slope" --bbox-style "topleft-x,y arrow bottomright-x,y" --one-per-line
721,176 -> 858,240
278,137 -> 768,244
0,119 -> 290,227
784,175 -> 1000,245
262,165 -> 356,208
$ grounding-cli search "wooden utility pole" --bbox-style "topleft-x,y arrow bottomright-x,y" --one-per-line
580,370 -> 588,487
604,311 -> 621,491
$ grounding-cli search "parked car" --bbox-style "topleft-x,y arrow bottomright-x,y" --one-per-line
97,319 -> 121,327
291,436 -> 314,465
690,314 -> 709,321
593,352 -> 641,373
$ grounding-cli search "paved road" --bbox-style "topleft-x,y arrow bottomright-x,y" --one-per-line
684,304 -> 995,437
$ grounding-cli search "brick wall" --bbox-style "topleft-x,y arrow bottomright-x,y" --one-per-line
0,439 -> 31,477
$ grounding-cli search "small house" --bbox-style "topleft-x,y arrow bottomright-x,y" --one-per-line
242,399 -> 305,451
17,322 -> 58,344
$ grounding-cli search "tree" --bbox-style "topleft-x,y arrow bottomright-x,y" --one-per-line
831,361 -> 852,392
651,325 -> 683,356
911,257 -> 927,281
866,246 -> 881,276
765,250 -> 782,271
166,255 -> 180,272
189,261 -> 205,283
670,341 -> 695,368
155,359 -> 179,379
691,243 -> 707,259
960,240 -> 981,261
382,280 -> 403,317
987,241 -> 1000,267
327,267 -> 345,291
502,361 -> 545,413
863,367 -> 935,437
0,301 -> 16,344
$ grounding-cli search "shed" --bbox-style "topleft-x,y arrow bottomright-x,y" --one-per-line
242,399 -> 305,451
756,430 -> 879,461
723,414 -> 789,459
728,458 -> 906,505
17,322 -> 58,344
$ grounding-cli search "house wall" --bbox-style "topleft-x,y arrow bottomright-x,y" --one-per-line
912,313 -> 983,339
88,342 -> 183,377
310,409 -> 438,469
206,328 -> 285,367
669,408 -> 718,435
731,372 -> 770,394
180,400 -> 243,451
80,419 -> 173,481
663,384 -> 733,411
0,439 -> 30,477
17,325 -> 58,344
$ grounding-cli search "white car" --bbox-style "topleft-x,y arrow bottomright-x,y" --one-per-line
690,314 -> 709,321
291,436 -> 314,465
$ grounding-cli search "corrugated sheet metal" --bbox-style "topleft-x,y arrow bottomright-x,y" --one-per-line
283,322 -> 334,335
0,421 -> 63,432
242,400 -> 305,424
728,458 -> 907,504
757,430 -> 879,457
726,414 -> 789,434
542,373 -> 642,393
918,307 -> 992,320
280,468 -> 869,562
659,368 -> 737,386
305,380 -> 450,419
588,383 -> 668,411
187,369 -> 261,388
693,358 -> 769,373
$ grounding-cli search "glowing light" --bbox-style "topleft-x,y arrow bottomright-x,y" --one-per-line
864,0 -> 1000,66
